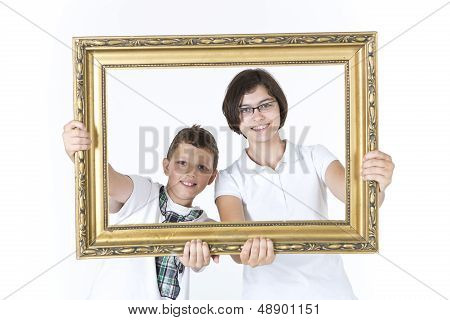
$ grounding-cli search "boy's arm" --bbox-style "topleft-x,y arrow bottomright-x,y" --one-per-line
109,196 -> 123,213
107,164 -> 133,210
63,120 -> 133,213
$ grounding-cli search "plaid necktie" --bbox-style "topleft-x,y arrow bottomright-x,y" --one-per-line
155,185 -> 203,299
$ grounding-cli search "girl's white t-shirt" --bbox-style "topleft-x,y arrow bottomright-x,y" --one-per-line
214,141 -> 357,300
88,174 -> 209,300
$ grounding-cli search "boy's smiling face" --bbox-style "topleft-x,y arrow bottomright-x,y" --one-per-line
163,142 -> 217,207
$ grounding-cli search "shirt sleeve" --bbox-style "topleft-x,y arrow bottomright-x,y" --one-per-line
311,144 -> 339,184
108,174 -> 154,225
214,169 -> 242,200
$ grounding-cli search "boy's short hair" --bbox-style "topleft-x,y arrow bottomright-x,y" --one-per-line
222,68 -> 288,137
166,125 -> 219,170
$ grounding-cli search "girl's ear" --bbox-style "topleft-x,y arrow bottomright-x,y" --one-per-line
162,158 -> 170,176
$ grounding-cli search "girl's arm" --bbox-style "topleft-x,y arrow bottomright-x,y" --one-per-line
325,159 -> 386,207
324,160 -> 346,203
215,195 -> 246,264
215,196 -> 275,266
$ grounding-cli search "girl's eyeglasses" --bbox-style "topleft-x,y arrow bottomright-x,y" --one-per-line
239,100 -> 277,117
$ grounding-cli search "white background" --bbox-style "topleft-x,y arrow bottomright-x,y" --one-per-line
107,65 -> 345,222
0,0 -> 449,306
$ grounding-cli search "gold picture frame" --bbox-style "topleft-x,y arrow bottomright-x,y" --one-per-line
72,32 -> 378,259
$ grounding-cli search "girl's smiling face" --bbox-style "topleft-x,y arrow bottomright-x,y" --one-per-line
238,85 -> 281,144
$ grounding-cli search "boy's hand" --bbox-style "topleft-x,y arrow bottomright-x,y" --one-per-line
178,240 -> 219,272
240,237 -> 275,268
361,150 -> 395,192
62,120 -> 91,163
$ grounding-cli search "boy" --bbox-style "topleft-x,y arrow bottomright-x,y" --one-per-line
63,120 -> 219,299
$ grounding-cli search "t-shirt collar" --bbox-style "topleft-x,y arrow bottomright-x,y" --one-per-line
239,139 -> 299,173
163,186 -> 202,215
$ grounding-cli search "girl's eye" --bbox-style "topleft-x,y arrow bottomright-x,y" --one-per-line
177,161 -> 187,166
240,107 -> 252,114
198,165 -> 207,171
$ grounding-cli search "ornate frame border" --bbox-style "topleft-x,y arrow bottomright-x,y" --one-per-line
73,32 -> 378,258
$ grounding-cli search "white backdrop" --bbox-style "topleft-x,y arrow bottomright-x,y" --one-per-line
107,65 -> 345,223
0,0 -> 449,304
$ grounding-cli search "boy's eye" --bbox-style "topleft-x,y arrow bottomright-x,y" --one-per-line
177,161 -> 187,166
198,165 -> 208,172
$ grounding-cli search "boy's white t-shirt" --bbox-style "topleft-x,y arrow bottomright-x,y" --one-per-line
88,174 -> 210,300
214,141 -> 357,300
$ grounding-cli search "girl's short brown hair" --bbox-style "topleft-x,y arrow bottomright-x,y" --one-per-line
166,124 -> 219,170
222,68 -> 288,137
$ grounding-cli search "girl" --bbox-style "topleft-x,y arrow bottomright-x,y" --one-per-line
214,69 -> 394,299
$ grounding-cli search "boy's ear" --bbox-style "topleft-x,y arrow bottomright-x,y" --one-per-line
207,170 -> 218,185
162,158 -> 170,176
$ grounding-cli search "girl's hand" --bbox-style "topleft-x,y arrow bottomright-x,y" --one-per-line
361,150 -> 395,192
240,237 -> 275,268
